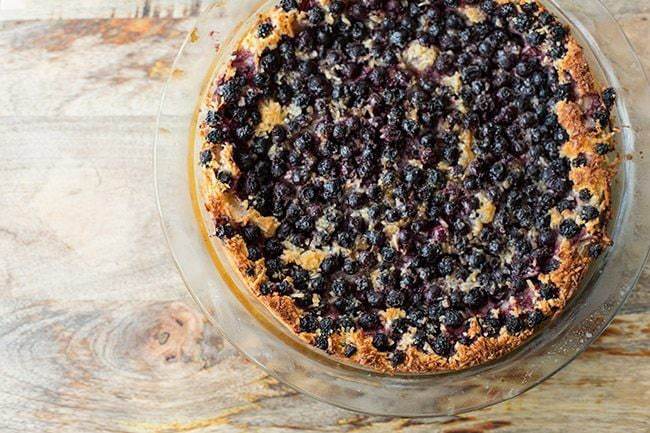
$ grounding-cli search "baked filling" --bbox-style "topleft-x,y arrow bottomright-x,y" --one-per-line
198,0 -> 616,372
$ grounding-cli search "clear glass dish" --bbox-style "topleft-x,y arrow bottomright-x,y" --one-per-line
155,0 -> 650,416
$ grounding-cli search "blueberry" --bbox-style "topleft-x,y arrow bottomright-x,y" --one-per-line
259,282 -> 272,295
559,219 -> 581,239
468,251 -> 486,269
526,310 -> 545,328
207,129 -> 226,144
504,315 -> 523,334
438,256 -> 455,276
275,280 -> 292,295
365,230 -> 384,246
442,310 -> 463,328
579,188 -> 592,202
355,276 -> 371,292
279,0 -> 297,11
527,31 -> 545,46
332,278 -> 349,297
390,350 -> 406,367
420,133 -> 436,148
539,283 -> 558,300
320,255 -> 341,274
431,335 -> 452,357
259,49 -> 280,73
332,123 -> 347,141
257,21 -> 274,38
386,290 -> 405,308
366,290 -> 384,307
264,238 -> 283,257
489,161 -> 506,182
538,229 -> 555,246
602,87 -> 617,109
343,344 -> 357,357
381,246 -> 397,263
215,222 -> 235,239
589,243 -> 604,258
295,215 -> 314,232
463,288 -> 487,309
596,143 -> 611,155
242,224 -> 261,243
336,230 -> 355,248
581,206 -> 600,221
199,149 -> 213,166
372,333 -> 390,351
307,6 -> 324,24
389,30 -> 407,47
300,313 -> 318,332
347,192 -> 365,208
309,276 -> 327,294
314,334 -> 329,350
481,316 -> 502,337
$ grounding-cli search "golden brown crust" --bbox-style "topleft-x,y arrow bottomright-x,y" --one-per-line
556,38 -> 598,97
197,0 -> 616,373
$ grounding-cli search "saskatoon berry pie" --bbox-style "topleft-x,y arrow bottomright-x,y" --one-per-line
198,0 -> 616,372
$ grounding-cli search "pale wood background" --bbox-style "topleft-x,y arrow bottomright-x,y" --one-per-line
0,1 -> 648,432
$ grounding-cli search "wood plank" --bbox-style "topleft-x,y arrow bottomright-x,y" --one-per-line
0,0 -> 646,22
0,19 -> 192,118
0,117 -> 184,301
0,0 -> 203,21
0,300 -> 647,432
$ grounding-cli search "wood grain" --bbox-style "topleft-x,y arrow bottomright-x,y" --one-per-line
0,1 -> 648,432
0,0 -> 204,20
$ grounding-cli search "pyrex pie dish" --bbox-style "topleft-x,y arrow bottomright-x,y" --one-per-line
155,0 -> 650,416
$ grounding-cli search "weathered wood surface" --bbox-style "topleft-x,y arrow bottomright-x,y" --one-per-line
0,0 -> 204,20
0,1 -> 648,432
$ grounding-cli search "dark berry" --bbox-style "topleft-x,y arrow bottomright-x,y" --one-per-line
372,333 -> 390,351
581,206 -> 600,221
481,316 -> 502,337
463,288 -> 487,309
343,344 -> 357,357
386,289 -> 405,308
381,246 -> 397,263
390,350 -> 406,367
257,21 -> 274,38
505,315 -> 523,334
332,278 -> 349,297
596,143 -> 611,155
308,7 -> 325,24
438,256 -> 455,276
559,219 -> 581,239
320,255 -> 341,274
602,87 -> 617,109
442,310 -> 463,328
579,188 -> 592,202
314,334 -> 329,350
300,313 -> 318,332
432,335 -> 452,357
280,0 -> 297,11
199,149 -> 212,166
540,283 -> 558,300
527,310 -> 545,328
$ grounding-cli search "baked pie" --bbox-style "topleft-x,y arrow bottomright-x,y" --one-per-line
198,0 -> 616,372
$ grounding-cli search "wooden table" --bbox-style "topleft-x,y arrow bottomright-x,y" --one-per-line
1,1 -> 648,431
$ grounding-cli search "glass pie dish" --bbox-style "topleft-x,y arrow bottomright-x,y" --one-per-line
154,0 -> 650,416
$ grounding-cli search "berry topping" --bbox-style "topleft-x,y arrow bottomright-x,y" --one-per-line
201,0 -> 614,371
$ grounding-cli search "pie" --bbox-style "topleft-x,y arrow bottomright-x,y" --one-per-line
197,0 -> 616,372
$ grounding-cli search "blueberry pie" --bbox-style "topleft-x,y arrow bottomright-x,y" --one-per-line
198,0 -> 616,372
